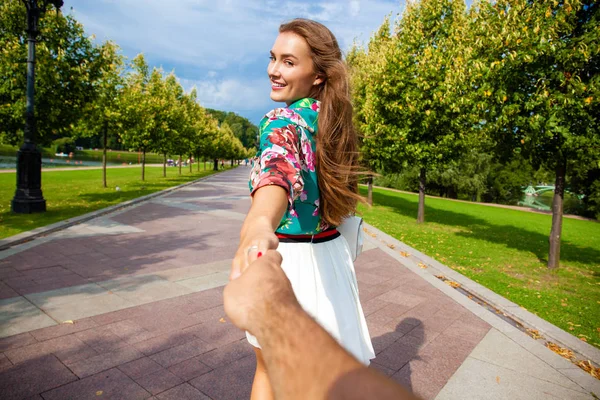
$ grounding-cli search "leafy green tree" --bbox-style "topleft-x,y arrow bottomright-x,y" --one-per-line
0,0 -> 104,146
353,0 -> 470,223
76,41 -> 124,187
471,0 -> 599,268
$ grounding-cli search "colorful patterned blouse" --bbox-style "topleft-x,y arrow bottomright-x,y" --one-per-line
249,97 -> 328,235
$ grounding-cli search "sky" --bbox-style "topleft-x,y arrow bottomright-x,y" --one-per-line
62,0 -> 411,125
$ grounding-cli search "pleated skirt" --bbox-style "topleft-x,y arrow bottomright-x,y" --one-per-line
246,235 -> 375,365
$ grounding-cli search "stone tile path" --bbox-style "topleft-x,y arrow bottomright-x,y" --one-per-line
0,167 -> 597,399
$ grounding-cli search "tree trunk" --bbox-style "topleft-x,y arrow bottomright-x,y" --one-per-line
367,175 -> 373,206
178,155 -> 182,176
141,148 -> 146,181
190,155 -> 193,174
213,158 -> 218,171
417,168 -> 426,224
163,153 -> 167,178
230,159 -> 234,167
548,161 -> 566,269
197,155 -> 200,172
102,123 -> 108,188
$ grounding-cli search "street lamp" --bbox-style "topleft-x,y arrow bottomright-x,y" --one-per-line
11,0 -> 64,213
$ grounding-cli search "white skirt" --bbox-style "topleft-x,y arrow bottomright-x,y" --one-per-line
246,235 -> 375,365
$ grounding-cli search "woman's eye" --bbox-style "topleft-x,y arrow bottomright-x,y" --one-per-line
269,56 -> 275,61
285,60 -> 293,66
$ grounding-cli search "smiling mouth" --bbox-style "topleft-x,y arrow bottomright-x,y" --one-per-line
271,82 -> 286,89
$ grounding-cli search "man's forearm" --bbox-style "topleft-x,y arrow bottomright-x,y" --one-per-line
256,302 -> 420,400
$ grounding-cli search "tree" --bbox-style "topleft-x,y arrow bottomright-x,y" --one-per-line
471,0 -> 600,268
353,0 -> 470,223
76,41 -> 124,187
0,0 -> 104,146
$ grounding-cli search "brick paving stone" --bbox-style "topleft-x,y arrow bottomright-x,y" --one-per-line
134,330 -> 199,356
132,310 -> 204,335
134,368 -> 184,395
188,305 -> 227,324
0,353 -> 13,372
0,355 -> 77,400
371,335 -> 425,371
377,289 -> 427,308
361,298 -> 393,317
42,367 -> 150,400
370,361 -> 396,377
105,319 -> 155,344
155,383 -> 211,400
68,346 -> 144,378
190,355 -> 255,400
75,325 -> 130,353
0,281 -> 19,299
118,357 -> 165,379
149,338 -> 215,368
0,266 -> 23,279
30,318 -> 98,342
441,314 -> 491,345
5,334 -> 88,364
0,332 -> 37,352
91,306 -> 147,326
168,356 -> 213,381
185,319 -> 246,348
197,339 -> 254,369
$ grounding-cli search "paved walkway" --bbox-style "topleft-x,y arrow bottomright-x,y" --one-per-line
0,167 -> 598,399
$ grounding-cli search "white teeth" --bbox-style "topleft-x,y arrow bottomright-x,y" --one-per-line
272,83 -> 285,87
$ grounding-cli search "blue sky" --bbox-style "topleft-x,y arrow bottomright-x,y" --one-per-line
63,0 -> 410,124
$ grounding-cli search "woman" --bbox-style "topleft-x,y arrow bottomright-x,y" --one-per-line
231,18 -> 375,399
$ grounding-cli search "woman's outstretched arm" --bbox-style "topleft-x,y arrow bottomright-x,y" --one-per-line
230,185 -> 288,280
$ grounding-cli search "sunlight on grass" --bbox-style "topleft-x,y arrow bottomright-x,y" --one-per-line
0,165 -> 224,239
358,187 -> 600,349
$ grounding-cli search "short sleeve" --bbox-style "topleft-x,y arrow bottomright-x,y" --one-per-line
250,117 -> 304,207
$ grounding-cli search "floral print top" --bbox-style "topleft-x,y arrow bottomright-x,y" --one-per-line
249,97 -> 328,235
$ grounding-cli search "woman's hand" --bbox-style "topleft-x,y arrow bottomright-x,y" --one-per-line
231,222 -> 279,280
231,185 -> 288,280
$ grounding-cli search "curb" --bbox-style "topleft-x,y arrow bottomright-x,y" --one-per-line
0,170 -> 224,252
362,222 -> 600,369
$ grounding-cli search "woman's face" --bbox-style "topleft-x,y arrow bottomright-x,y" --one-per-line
268,32 -> 323,105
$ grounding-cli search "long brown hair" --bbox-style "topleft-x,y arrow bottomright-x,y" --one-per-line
279,18 -> 363,227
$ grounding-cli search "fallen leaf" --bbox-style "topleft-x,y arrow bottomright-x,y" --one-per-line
496,376 -> 500,384
546,342 -> 575,360
577,360 -> 600,380
399,251 -> 409,257
445,281 -> 461,288
62,320 -> 74,325
418,263 -> 427,269
580,337 -> 588,342
526,329 -> 544,340
388,244 -> 396,249
219,318 -> 226,323
96,391 -> 103,396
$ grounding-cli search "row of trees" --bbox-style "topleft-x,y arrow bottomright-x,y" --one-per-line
349,0 -> 599,269
0,0 -> 254,188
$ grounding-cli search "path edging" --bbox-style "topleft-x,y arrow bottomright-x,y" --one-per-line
0,171 -> 223,251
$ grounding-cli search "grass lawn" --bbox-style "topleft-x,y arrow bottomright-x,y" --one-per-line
0,165 -> 224,239
358,187 -> 600,349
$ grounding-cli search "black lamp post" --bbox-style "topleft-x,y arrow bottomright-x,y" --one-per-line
11,0 -> 63,213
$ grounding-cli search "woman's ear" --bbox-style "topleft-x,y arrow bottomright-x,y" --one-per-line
313,74 -> 324,86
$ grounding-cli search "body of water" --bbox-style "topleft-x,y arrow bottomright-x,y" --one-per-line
0,156 -> 124,169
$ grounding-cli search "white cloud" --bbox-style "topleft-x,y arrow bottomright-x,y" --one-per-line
180,77 -> 273,113
64,0 -> 405,121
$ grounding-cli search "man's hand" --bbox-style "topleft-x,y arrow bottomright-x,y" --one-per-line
224,250 -> 300,336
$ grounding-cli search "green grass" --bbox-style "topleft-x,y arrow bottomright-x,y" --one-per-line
0,164 -> 225,239
358,186 -> 600,348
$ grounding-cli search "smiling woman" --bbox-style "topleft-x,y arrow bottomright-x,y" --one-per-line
231,18 -> 374,400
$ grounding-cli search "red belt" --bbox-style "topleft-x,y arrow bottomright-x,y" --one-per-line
276,228 -> 340,243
